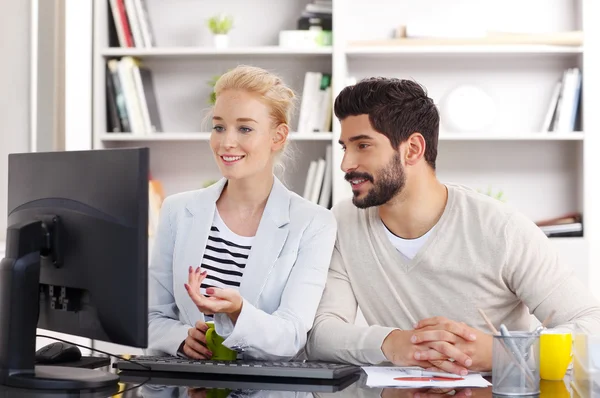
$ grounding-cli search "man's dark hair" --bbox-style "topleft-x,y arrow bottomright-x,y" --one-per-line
334,77 -> 439,169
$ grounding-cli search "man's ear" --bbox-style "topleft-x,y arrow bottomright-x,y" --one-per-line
272,123 -> 289,152
404,133 -> 426,166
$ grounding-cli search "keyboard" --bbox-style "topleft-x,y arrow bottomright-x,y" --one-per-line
113,356 -> 360,380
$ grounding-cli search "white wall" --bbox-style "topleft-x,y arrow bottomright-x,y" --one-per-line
0,1 -> 31,242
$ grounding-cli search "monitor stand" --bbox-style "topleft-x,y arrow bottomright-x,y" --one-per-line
0,219 -> 119,390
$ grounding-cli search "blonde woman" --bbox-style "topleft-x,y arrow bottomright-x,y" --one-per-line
147,65 -> 336,361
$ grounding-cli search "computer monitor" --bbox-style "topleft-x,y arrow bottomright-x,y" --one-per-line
0,147 -> 149,391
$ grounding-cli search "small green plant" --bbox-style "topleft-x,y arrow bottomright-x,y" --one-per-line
207,74 -> 221,105
478,186 -> 506,202
207,14 -> 234,35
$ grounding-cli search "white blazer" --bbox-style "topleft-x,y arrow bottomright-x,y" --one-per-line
147,177 -> 337,361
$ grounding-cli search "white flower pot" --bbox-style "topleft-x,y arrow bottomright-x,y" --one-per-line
213,34 -> 229,49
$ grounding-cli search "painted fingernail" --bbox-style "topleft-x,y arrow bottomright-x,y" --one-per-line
184,284 -> 189,291
196,266 -> 201,273
189,266 -> 192,273
465,358 -> 473,367
410,335 -> 417,343
206,288 -> 215,295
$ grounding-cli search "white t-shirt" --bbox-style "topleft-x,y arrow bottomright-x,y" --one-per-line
383,222 -> 436,260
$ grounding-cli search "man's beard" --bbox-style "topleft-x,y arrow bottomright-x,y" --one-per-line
345,152 -> 406,209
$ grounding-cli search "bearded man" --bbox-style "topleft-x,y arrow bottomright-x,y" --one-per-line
305,77 -> 600,375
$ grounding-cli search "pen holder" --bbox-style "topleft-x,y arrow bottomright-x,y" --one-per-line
492,332 -> 540,396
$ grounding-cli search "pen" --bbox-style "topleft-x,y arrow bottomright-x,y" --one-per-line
418,370 -> 463,379
402,368 -> 464,379
394,376 -> 465,382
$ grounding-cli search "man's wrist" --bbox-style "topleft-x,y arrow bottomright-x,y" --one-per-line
381,329 -> 415,366
481,333 -> 494,371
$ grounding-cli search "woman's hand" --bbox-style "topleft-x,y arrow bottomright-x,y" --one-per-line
182,321 -> 212,359
184,266 -> 244,323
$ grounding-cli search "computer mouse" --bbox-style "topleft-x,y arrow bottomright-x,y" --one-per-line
35,342 -> 82,364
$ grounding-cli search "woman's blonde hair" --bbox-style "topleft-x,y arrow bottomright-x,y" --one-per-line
213,65 -> 297,177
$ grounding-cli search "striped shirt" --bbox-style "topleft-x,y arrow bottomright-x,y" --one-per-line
201,210 -> 254,321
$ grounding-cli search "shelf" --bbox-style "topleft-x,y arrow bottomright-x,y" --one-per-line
548,236 -> 585,243
100,46 -> 333,58
345,45 -> 583,57
438,132 -> 584,141
99,132 -> 334,142
100,132 -> 581,142
289,132 -> 333,141
100,132 -> 583,142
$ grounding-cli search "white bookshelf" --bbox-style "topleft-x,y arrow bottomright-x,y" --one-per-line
100,46 -> 332,57
345,45 -> 583,56
99,132 -> 334,141
92,0 -> 334,202
80,0 -> 599,334
438,132 -> 585,141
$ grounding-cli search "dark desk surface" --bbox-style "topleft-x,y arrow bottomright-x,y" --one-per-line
0,366 -> 575,398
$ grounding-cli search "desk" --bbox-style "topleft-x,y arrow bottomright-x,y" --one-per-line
0,368 -> 575,398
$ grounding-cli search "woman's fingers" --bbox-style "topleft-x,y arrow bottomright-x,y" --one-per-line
184,335 -> 212,359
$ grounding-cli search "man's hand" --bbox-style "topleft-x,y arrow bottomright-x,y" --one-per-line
182,321 -> 212,359
381,330 -> 422,367
382,329 -> 472,375
184,266 -> 243,322
412,317 -> 493,373
381,330 -> 463,372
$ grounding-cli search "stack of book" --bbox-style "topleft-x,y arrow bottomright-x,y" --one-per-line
279,0 -> 331,48
298,0 -> 332,31
302,145 -> 332,208
108,0 -> 155,48
296,72 -> 332,134
541,68 -> 582,133
536,213 -> 583,238
105,57 -> 162,134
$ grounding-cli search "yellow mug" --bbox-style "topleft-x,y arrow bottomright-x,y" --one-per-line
540,379 -> 570,398
540,329 -> 573,381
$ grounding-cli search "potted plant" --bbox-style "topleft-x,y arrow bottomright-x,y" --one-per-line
207,14 -> 233,48
207,75 -> 221,105
478,186 -> 506,202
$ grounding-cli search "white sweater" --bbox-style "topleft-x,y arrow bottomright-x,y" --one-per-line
306,184 -> 600,365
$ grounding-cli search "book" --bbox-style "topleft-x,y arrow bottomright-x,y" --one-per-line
105,64 -> 122,132
535,213 -> 583,237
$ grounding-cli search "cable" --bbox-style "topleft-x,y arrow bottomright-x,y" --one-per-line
36,334 -> 151,371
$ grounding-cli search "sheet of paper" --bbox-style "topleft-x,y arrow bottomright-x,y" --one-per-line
362,367 -> 492,388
